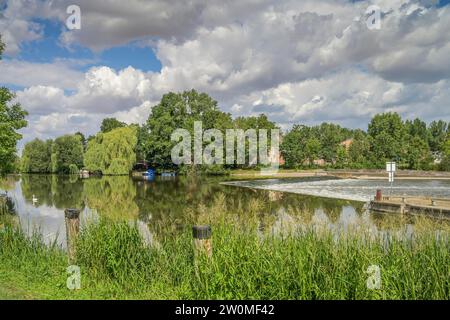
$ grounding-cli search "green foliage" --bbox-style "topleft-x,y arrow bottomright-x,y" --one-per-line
406,136 -> 432,170
280,125 -> 311,167
368,113 -> 408,166
281,123 -> 351,168
280,112 -> 447,170
100,117 -> 126,133
69,164 -> 79,175
440,135 -> 450,171
75,132 -> 87,151
335,144 -> 349,169
314,123 -> 350,162
144,90 -> 233,168
405,118 -> 430,143
348,130 -> 371,167
84,126 -> 137,175
0,35 -> 5,58
51,134 -> 84,174
231,114 -> 278,169
428,120 -> 448,152
21,139 -> 52,173
0,37 -> 28,175
135,124 -> 151,162
444,135 -> 450,157
0,88 -> 28,175
305,137 -> 321,166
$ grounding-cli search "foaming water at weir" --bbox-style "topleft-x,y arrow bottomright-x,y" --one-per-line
223,178 -> 450,202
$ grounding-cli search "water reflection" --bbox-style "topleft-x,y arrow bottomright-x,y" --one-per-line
84,176 -> 139,220
0,174 -> 447,247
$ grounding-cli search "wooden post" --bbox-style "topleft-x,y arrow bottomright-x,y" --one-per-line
192,225 -> 212,259
0,195 -> 6,215
65,208 -> 80,264
375,189 -> 382,201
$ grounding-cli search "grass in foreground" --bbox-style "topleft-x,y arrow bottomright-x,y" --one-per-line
0,197 -> 449,300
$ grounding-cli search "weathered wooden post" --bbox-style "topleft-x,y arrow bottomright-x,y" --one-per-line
0,195 -> 6,215
65,208 -> 80,263
375,189 -> 382,201
192,225 -> 212,259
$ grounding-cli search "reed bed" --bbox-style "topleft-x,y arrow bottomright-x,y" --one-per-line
0,195 -> 449,299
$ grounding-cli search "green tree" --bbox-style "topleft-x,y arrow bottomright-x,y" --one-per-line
75,131 -> 87,151
335,145 -> 348,169
405,118 -> 430,142
136,124 -> 151,162
305,138 -> 321,166
406,136 -> 432,170
100,117 -> 126,133
21,138 -> 52,173
144,90 -> 232,168
428,120 -> 447,153
232,114 -> 277,168
314,123 -> 348,163
348,130 -> 371,167
51,134 -> 84,174
368,113 -> 407,167
280,125 -> 311,168
0,37 -> 28,175
440,135 -> 450,171
84,126 -> 137,175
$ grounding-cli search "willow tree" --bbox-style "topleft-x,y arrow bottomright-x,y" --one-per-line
21,138 -> 53,173
51,134 -> 84,174
84,126 -> 137,175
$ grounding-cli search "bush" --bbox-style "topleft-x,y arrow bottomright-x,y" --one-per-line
69,164 -> 79,175
439,157 -> 450,171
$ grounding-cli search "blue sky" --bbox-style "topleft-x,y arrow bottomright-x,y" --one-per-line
14,18 -> 162,73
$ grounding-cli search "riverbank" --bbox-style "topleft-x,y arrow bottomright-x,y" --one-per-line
1,198 -> 449,300
229,169 -> 450,181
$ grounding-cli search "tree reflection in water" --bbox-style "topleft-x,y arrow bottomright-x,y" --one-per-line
3,174 -> 445,240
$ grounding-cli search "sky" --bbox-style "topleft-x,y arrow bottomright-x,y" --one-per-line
1,0 -> 450,151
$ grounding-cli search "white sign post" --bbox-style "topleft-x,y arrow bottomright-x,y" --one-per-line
386,162 -> 396,194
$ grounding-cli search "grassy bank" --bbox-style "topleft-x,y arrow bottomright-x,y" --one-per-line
0,198 -> 449,300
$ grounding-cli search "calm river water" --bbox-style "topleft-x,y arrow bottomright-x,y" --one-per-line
1,175 -> 448,246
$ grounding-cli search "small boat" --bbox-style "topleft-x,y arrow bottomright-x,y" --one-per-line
142,169 -> 155,177
32,194 -> 38,205
161,172 -> 176,177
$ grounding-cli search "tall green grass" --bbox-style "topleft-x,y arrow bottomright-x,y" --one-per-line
0,196 -> 449,299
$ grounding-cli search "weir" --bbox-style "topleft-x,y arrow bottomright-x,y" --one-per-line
368,190 -> 450,218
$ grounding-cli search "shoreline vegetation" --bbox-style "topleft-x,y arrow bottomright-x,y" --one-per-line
16,91 -> 450,178
0,197 -> 449,300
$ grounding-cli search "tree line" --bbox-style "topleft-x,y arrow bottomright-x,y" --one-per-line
281,113 -> 450,171
20,90 -> 278,175
20,90 -> 450,175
